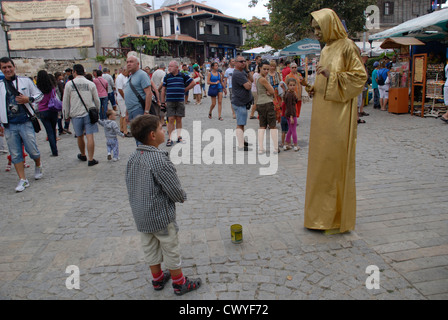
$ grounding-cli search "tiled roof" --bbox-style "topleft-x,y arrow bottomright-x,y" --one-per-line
120,34 -> 203,43
137,7 -> 178,18
168,1 -> 221,14
177,10 -> 239,21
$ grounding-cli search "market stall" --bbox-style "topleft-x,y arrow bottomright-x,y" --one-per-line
379,37 -> 425,114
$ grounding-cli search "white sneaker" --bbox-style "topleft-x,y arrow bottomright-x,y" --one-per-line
112,157 -> 120,162
15,179 -> 30,192
34,166 -> 43,180
293,146 -> 300,151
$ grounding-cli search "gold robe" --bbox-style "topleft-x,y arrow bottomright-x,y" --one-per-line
304,9 -> 367,232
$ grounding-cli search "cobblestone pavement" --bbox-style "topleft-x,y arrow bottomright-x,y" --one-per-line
1,94 -> 447,300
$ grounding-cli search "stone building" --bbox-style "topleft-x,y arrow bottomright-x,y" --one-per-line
0,0 -> 139,59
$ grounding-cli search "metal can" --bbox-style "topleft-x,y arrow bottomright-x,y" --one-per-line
230,224 -> 243,244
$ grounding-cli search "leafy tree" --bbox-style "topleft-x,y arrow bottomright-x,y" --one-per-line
248,0 -> 376,48
241,17 -> 291,50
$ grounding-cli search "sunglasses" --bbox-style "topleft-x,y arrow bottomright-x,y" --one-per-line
236,60 -> 246,63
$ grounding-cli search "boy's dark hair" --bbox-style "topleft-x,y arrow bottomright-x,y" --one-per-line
106,109 -> 115,118
0,57 -> 15,67
96,69 -> 103,76
130,115 -> 160,145
286,77 -> 297,85
73,64 -> 85,75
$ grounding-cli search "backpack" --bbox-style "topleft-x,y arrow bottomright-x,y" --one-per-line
377,70 -> 386,86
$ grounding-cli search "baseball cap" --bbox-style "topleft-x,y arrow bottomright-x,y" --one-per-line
373,61 -> 379,67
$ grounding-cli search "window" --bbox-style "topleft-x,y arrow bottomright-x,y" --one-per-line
234,27 -> 240,37
384,1 -> 394,16
170,14 -> 175,35
224,25 -> 229,35
155,15 -> 163,37
143,17 -> 150,35
206,24 -> 213,34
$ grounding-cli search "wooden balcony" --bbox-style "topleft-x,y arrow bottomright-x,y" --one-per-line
102,47 -> 131,58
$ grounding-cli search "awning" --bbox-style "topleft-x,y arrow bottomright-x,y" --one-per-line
379,37 -> 425,49
280,38 -> 321,56
369,9 -> 448,41
242,45 -> 274,54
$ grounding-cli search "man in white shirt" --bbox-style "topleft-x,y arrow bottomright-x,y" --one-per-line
63,64 -> 101,166
224,58 -> 236,119
151,63 -> 167,123
115,67 -> 130,136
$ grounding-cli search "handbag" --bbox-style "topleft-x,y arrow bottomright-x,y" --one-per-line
4,78 -> 41,133
48,88 -> 62,111
71,80 -> 98,124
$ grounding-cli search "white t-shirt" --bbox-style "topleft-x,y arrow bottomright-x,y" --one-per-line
152,69 -> 166,90
115,73 -> 128,102
224,67 -> 234,89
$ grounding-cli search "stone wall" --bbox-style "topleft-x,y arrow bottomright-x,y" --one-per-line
12,52 -> 194,77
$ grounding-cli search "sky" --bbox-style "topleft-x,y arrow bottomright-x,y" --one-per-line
135,0 -> 270,21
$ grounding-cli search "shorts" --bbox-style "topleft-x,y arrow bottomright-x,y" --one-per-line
139,222 -> 182,270
232,104 -> 248,126
71,114 -> 99,137
281,116 -> 289,132
379,85 -> 389,99
4,121 -> 40,164
257,102 -> 276,128
166,101 -> 185,118
117,99 -> 126,117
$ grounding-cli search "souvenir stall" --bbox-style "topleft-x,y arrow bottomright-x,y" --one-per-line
379,37 -> 425,114
369,8 -> 448,118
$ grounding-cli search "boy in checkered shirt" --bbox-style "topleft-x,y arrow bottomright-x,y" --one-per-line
125,114 -> 201,296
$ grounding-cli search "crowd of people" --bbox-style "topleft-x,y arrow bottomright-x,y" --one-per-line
0,53 -> 309,192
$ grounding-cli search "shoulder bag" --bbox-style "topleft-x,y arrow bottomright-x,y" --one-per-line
4,79 -> 41,133
48,88 -> 62,111
71,80 -> 98,124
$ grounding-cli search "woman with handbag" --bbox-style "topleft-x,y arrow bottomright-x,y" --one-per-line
36,70 -> 60,156
207,62 -> 226,121
192,65 -> 203,105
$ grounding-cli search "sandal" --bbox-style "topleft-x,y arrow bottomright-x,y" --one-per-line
166,139 -> 173,147
152,271 -> 171,291
218,117 -> 223,121
177,136 -> 186,144
208,113 -> 212,119
359,112 -> 369,117
173,277 -> 202,296
357,119 -> 366,124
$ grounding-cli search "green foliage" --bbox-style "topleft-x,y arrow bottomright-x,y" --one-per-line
247,0 -> 376,49
95,55 -> 107,63
121,37 -> 170,56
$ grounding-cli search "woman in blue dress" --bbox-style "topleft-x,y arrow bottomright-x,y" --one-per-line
207,62 -> 226,121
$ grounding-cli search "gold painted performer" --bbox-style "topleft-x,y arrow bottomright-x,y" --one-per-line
304,8 -> 367,233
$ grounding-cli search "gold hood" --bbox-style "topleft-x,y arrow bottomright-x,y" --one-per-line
311,8 -> 348,43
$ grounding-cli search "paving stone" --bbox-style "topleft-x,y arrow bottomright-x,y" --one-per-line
0,97 -> 445,300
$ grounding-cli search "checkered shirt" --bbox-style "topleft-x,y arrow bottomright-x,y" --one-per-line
125,145 -> 187,233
